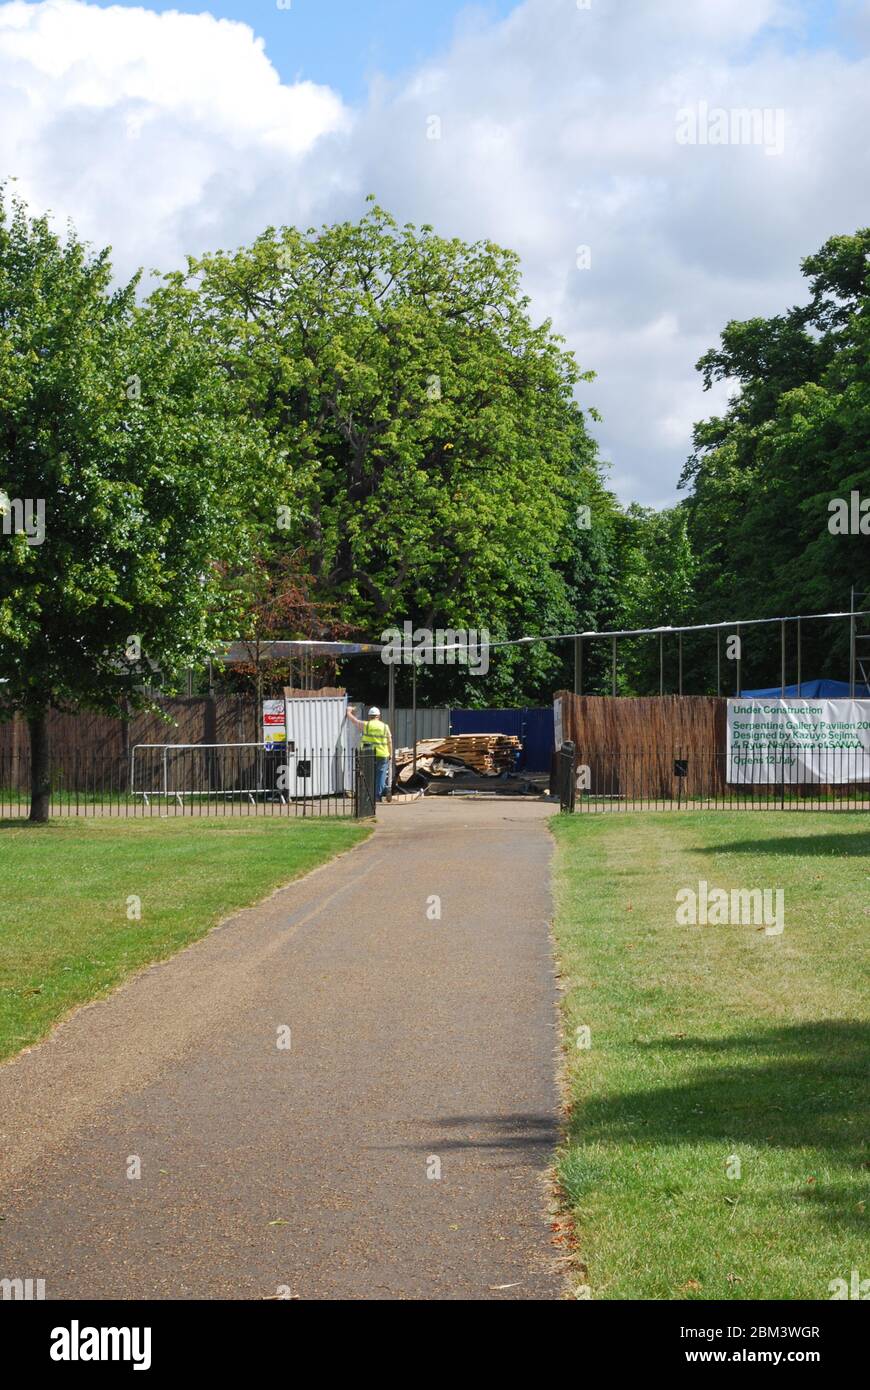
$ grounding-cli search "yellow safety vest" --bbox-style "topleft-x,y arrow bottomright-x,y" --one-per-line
361,718 -> 390,758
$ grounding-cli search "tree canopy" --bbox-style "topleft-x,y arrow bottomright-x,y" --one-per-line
680,229 -> 870,686
0,189 -> 273,815
188,201 -> 606,704
3,193 -> 868,774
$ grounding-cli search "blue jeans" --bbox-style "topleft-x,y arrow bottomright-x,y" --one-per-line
375,757 -> 390,801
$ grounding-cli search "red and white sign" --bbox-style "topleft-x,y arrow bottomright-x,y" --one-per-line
262,699 -> 286,748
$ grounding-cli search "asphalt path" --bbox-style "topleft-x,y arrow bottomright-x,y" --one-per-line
0,797 -> 563,1300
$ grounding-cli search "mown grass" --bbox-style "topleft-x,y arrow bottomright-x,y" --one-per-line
550,811 -> 869,1300
0,816 -> 370,1061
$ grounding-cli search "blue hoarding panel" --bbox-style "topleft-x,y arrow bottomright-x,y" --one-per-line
449,708 -> 553,771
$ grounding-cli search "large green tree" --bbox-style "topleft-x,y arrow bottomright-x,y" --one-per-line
681,230 -> 870,687
0,191 -> 273,819
188,201 -> 605,704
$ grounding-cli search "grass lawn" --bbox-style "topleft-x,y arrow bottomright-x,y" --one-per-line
0,816 -> 370,1062
550,811 -> 869,1300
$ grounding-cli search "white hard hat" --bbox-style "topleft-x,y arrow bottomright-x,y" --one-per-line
368,706 -> 381,718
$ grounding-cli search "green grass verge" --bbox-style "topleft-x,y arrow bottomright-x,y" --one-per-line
0,816 -> 371,1062
550,811 -> 869,1300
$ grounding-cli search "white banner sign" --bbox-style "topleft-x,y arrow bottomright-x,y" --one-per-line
727,698 -> 870,783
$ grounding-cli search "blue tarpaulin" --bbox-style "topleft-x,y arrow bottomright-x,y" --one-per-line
449,708 -> 554,771
740,679 -> 870,698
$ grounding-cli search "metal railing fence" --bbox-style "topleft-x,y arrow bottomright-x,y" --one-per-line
0,743 -> 373,819
560,744 -> 870,812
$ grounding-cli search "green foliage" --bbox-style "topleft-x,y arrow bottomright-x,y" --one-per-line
189,201 -> 607,704
682,229 -> 870,687
610,505 -> 698,692
0,188 -> 274,720
9,194 -> 862,712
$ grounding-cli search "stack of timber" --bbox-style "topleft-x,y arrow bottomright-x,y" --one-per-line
429,733 -> 521,774
393,732 -> 521,783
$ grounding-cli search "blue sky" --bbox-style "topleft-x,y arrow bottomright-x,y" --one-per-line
3,0 -> 868,505
85,0 -> 524,101
80,0 -> 864,97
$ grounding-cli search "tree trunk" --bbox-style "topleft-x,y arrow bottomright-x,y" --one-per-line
28,711 -> 51,823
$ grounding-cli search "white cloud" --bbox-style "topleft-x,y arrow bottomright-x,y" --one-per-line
1,0 -> 868,506
0,0 -> 349,270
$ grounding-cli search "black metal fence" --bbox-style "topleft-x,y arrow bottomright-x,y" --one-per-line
560,744 -> 870,812
0,743 -> 375,820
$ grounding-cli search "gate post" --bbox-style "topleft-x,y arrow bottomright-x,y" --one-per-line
559,740 -> 576,813
355,746 -> 377,819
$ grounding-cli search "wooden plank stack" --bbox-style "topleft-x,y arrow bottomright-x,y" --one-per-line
394,732 -> 521,777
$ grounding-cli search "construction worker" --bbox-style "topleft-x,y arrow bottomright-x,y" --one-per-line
347,705 -> 393,802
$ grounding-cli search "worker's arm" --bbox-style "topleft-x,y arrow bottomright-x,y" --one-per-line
346,709 -> 364,728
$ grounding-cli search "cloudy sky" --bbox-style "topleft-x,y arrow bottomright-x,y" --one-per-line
1,0 -> 868,505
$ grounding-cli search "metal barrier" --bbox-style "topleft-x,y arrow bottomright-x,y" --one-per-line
0,744 -> 374,819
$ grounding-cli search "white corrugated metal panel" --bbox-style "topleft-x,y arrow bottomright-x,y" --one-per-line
280,701 -> 448,794
283,695 -> 353,797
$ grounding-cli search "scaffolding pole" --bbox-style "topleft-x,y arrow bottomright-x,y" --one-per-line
850,585 -> 857,697
388,661 -> 395,795
412,658 -> 418,778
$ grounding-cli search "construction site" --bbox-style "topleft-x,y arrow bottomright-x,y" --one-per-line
2,603 -> 870,819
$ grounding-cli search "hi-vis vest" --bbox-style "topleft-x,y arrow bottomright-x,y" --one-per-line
361,718 -> 390,758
